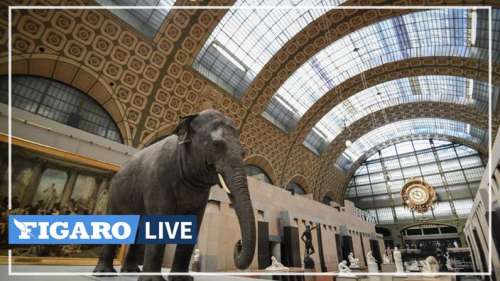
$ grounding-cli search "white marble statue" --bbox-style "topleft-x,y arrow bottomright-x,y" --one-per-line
393,247 -> 404,272
385,247 -> 393,263
193,249 -> 200,262
421,256 -> 440,273
191,248 -> 201,272
265,256 -> 289,271
338,260 -> 352,273
406,260 -> 420,272
366,251 -> 377,265
348,252 -> 360,268
453,241 -> 459,248
383,253 -> 391,264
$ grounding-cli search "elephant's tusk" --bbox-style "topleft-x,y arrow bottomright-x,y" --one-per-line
218,173 -> 231,194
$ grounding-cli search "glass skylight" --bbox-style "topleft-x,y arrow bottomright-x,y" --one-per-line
193,0 -> 343,98
347,139 -> 483,223
336,118 -> 487,171
303,76 -> 493,153
96,0 -> 175,38
263,9 -> 497,131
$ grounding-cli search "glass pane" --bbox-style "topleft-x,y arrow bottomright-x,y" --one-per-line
347,139 -> 484,223
266,9 -> 498,130
95,0 -> 175,38
337,118 -> 486,169
194,0 -> 343,97
0,76 -> 123,143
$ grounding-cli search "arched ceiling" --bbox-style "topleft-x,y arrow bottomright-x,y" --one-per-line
195,4 -> 498,167
260,9 -> 496,131
358,135 -> 487,166
335,117 -> 488,170
194,0 -> 342,97
5,0 -> 499,205
237,4 -> 499,120
346,134 -> 487,179
324,102 -> 491,158
304,75 -> 493,153
293,56 -> 496,141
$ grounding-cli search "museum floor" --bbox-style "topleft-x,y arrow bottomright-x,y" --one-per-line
0,265 -> 260,281
0,265 -> 486,281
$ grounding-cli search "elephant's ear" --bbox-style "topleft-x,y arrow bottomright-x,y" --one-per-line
173,114 -> 198,144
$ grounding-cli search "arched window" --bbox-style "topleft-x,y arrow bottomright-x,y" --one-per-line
245,165 -> 273,184
0,76 -> 123,143
286,181 -> 305,195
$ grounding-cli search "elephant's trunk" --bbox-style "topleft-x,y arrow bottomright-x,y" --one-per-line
220,160 -> 255,270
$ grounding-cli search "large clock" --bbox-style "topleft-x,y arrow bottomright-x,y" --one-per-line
401,178 -> 436,213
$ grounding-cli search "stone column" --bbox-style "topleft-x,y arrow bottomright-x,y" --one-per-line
60,169 -> 78,207
20,161 -> 45,207
89,178 -> 108,211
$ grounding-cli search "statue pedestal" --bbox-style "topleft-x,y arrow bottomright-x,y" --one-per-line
381,263 -> 396,272
304,268 -> 316,281
367,263 -> 378,273
350,267 -> 365,272
337,274 -> 359,281
257,267 -> 301,280
304,256 -> 315,269
367,263 -> 380,281
395,262 -> 404,273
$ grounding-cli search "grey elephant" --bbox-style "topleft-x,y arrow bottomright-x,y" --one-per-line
93,109 -> 256,281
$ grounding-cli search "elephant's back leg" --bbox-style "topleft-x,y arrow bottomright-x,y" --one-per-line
93,244 -> 119,274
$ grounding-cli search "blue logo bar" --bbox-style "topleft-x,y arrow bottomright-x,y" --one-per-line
136,215 -> 197,244
9,215 -> 197,245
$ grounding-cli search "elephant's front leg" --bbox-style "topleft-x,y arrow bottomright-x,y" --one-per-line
139,244 -> 166,281
168,208 -> 205,281
168,244 -> 195,281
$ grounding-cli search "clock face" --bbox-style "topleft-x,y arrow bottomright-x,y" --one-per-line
400,179 -> 436,213
408,186 -> 429,204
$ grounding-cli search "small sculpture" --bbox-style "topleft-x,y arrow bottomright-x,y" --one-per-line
453,241 -> 459,248
383,253 -> 391,264
191,248 -> 201,272
301,224 -> 317,256
393,247 -> 404,272
301,224 -> 317,269
421,256 -> 440,273
406,260 -> 420,271
265,256 -> 289,271
385,247 -> 393,263
366,251 -> 377,265
348,252 -> 360,268
338,260 -> 352,273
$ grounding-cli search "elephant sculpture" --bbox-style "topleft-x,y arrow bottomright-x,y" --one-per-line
93,109 -> 256,281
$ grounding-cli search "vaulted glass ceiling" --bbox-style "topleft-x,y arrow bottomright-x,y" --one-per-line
193,0 -> 341,98
335,118 -> 487,171
303,76 -> 493,154
96,0 -> 175,38
263,8 -> 497,131
346,139 -> 483,224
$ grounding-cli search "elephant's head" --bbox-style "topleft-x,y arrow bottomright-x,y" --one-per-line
173,109 -> 255,270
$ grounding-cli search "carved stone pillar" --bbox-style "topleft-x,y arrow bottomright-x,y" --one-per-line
20,161 -> 45,207
60,169 -> 78,207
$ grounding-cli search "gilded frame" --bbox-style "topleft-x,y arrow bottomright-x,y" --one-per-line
0,133 -> 126,266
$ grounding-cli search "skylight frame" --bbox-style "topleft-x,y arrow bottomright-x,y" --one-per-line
263,9 -> 498,131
